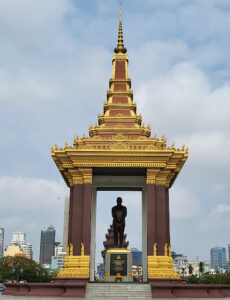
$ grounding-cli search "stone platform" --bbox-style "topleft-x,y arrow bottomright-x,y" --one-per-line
3,280 -> 230,298
86,283 -> 151,299
2,279 -> 88,298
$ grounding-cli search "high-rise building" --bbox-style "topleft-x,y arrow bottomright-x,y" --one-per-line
10,231 -> 33,259
172,253 -> 188,274
210,247 -> 227,271
39,225 -> 55,265
228,244 -> 230,262
21,243 -> 33,259
12,231 -> 26,246
131,248 -> 142,266
54,242 -> 66,256
0,228 -> 4,258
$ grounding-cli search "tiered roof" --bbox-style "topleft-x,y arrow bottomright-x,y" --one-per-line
51,7 -> 188,188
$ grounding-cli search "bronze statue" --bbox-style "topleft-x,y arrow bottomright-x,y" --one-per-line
112,197 -> 127,248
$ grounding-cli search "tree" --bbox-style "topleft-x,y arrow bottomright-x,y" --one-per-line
188,264 -> 194,275
0,256 -> 52,283
181,267 -> 186,278
199,261 -> 204,277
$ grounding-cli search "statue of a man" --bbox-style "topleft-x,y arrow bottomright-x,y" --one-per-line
112,197 -> 127,248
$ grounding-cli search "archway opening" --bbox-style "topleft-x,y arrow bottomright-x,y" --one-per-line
95,190 -> 142,282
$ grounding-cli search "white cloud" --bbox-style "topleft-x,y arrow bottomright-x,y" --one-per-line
0,176 -> 67,211
170,185 -> 201,220
136,62 -> 230,136
1,0 -> 230,263
211,204 -> 230,214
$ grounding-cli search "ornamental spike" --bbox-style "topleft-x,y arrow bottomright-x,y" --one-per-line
114,4 -> 127,54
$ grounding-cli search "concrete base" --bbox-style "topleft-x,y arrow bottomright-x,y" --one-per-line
2,278 -> 88,298
3,279 -> 230,298
105,249 -> 133,282
149,280 -> 230,298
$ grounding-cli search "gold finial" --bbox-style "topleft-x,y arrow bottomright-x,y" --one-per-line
81,242 -> 85,256
153,242 -> 157,256
70,243 -> 73,256
169,245 -> 172,257
114,4 -> 127,54
164,243 -> 168,256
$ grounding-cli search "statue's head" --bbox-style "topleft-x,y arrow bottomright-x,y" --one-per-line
117,197 -> 122,205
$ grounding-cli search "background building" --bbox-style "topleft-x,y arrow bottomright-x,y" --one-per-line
4,244 -> 24,257
21,243 -> 33,259
10,231 -> 33,259
12,231 -> 26,245
39,225 -> 55,266
0,228 -> 4,258
172,253 -> 188,274
131,248 -> 142,266
210,247 -> 227,271
51,242 -> 66,271
228,244 -> 230,262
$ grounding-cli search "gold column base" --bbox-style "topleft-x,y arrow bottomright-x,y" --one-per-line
57,255 -> 90,278
57,243 -> 90,278
148,255 -> 179,279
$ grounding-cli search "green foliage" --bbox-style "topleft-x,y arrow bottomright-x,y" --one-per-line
188,264 -> 193,275
0,256 -> 52,283
201,273 -> 230,284
188,273 -> 230,284
187,274 -> 199,284
199,261 -> 204,276
180,267 -> 186,278
52,268 -> 60,278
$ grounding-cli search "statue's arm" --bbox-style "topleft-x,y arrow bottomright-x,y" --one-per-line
121,206 -> 127,221
124,206 -> 127,219
112,206 -> 115,218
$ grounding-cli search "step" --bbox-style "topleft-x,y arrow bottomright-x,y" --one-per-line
86,283 -> 152,299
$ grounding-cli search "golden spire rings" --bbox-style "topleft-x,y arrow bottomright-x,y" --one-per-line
114,4 -> 127,54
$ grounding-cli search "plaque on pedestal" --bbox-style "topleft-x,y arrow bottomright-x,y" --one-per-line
105,249 -> 133,282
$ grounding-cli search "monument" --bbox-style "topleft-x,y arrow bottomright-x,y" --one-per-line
52,6 -> 187,282
104,197 -> 132,282
4,6 -> 230,299
112,197 -> 127,248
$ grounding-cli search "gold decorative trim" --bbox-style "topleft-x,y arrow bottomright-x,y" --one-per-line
58,243 -> 90,279
107,249 -> 131,253
148,243 -> 179,279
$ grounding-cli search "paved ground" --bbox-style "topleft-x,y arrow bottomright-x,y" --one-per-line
2,295 -> 230,300
2,292 -> 230,300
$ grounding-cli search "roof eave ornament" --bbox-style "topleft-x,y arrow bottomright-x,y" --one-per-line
114,5 -> 127,54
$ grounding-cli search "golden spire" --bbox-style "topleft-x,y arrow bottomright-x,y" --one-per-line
114,4 -> 127,54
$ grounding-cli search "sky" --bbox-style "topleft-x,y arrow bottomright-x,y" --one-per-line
0,0 -> 230,264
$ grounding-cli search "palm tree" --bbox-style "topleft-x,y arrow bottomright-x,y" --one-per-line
181,267 -> 186,278
199,261 -> 204,278
188,264 -> 193,276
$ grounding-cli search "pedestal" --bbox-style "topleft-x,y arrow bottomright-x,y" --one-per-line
105,249 -> 133,282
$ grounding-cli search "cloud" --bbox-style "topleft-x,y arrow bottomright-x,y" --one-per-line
0,0 -> 230,264
136,62 -> 230,137
0,176 -> 68,260
170,185 -> 201,220
211,204 -> 230,214
0,176 -> 67,211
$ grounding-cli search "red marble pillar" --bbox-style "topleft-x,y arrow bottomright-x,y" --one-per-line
82,183 -> 92,255
147,184 -> 156,256
68,181 -> 92,256
147,184 -> 170,256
